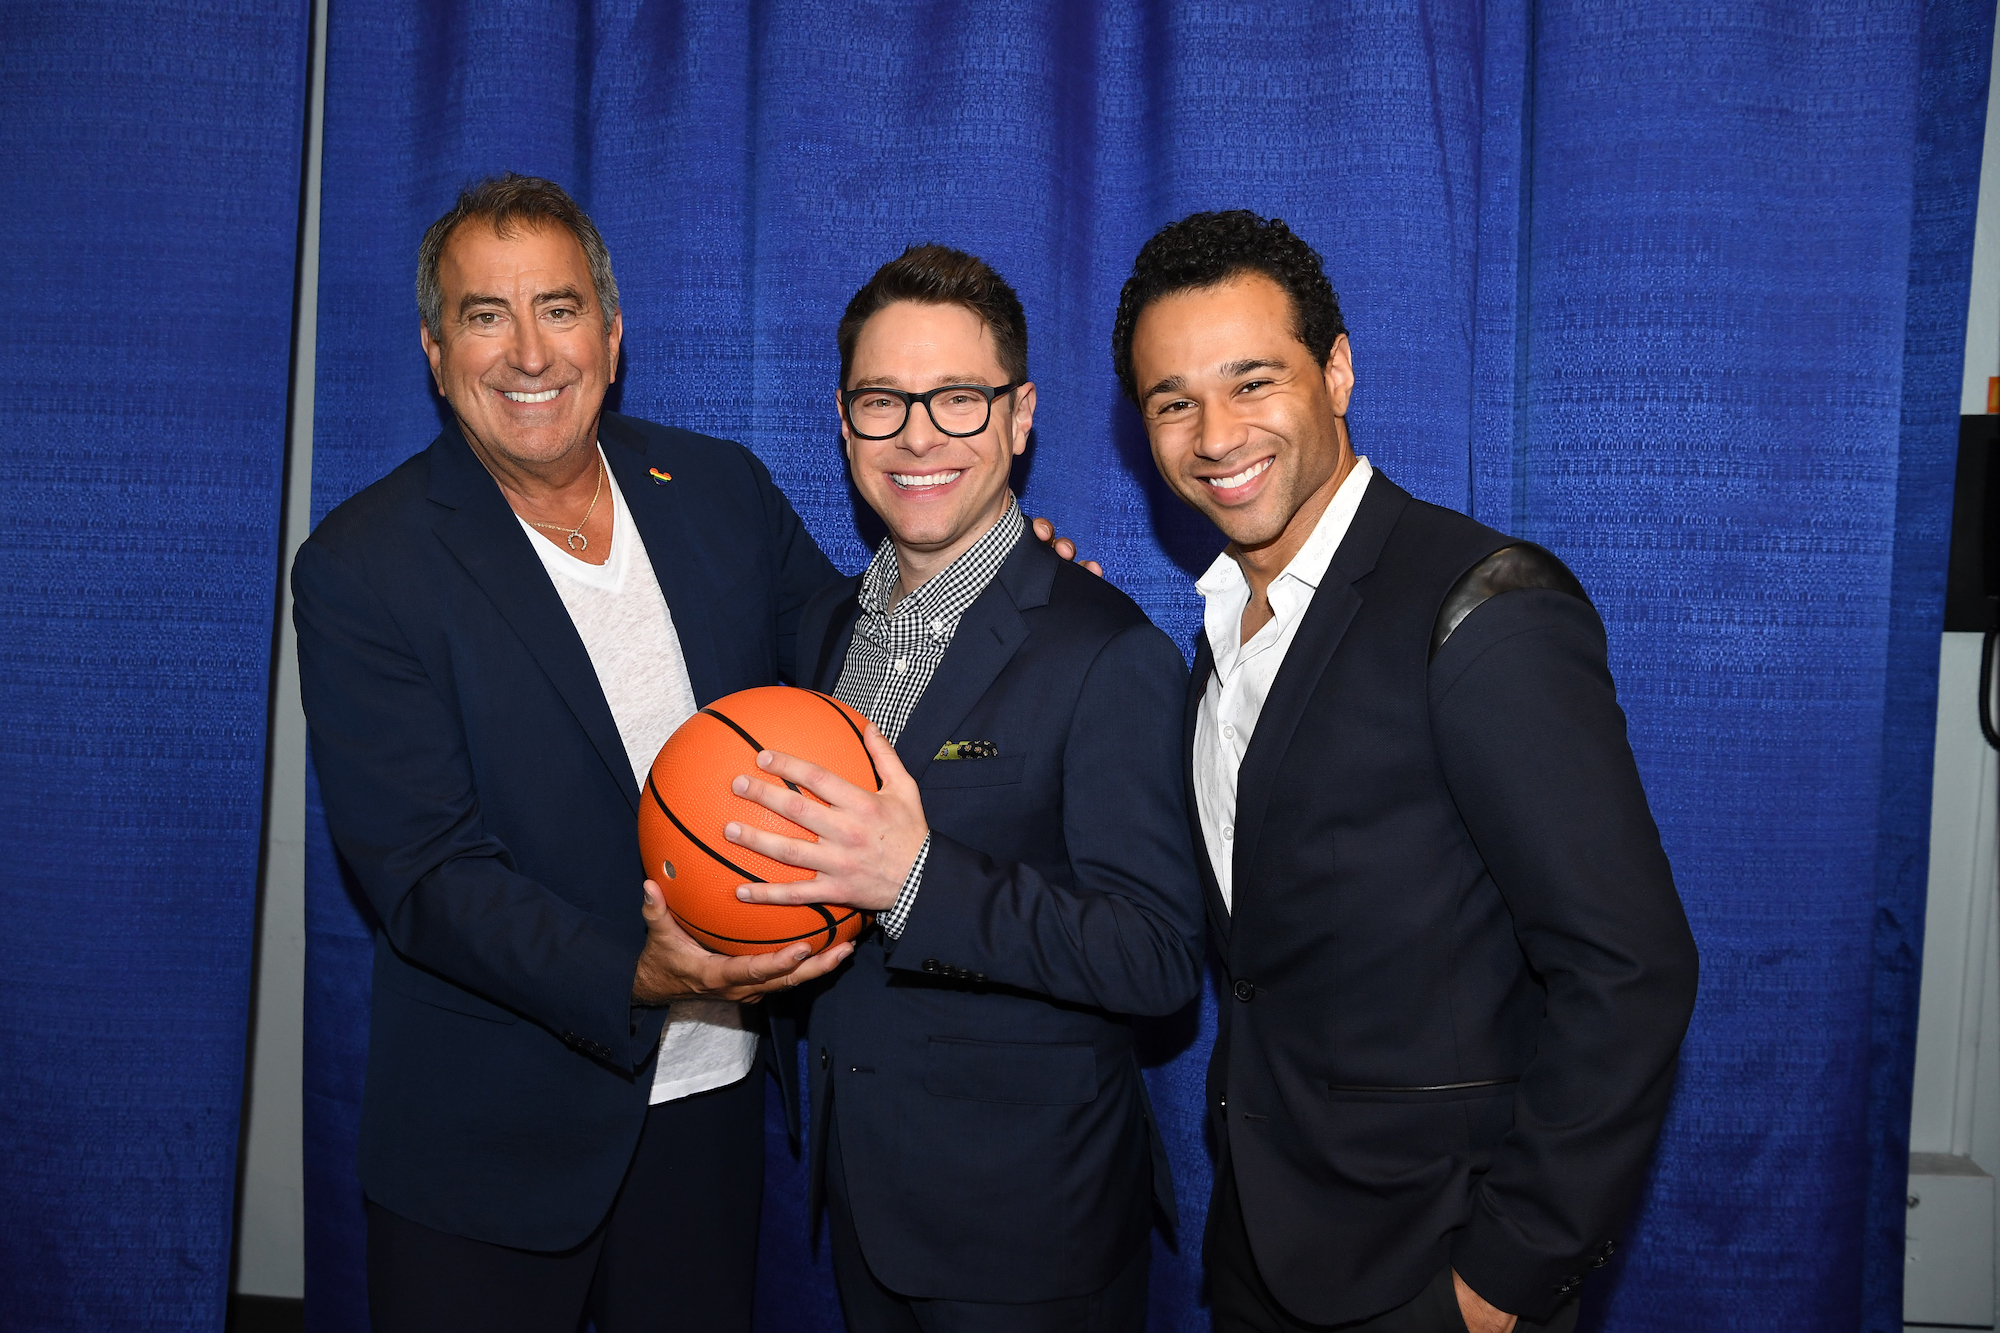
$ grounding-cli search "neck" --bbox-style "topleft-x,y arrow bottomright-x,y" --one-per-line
891,493 -> 1011,603
459,417 -> 603,505
1230,435 -> 1356,607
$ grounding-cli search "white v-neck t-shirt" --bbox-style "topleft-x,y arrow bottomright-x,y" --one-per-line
518,450 -> 760,1103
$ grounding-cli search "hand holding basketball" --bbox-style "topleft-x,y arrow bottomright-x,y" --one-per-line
728,723 -> 928,913
630,878 -> 853,1004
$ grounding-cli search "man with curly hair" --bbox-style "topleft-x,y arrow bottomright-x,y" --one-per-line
1111,211 -> 1699,1333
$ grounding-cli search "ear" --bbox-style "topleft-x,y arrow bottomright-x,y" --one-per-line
420,321 -> 445,394
605,310 -> 625,385
834,389 -> 857,461
1322,335 -> 1354,416
1008,382 -> 1037,456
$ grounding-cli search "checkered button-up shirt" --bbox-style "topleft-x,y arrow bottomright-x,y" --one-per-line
834,499 -> 1024,936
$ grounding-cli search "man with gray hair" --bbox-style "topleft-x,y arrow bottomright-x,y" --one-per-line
297,174 -> 892,1329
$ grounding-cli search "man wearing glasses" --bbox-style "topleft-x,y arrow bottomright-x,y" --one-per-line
726,245 -> 1205,1330
294,178 -> 1095,1332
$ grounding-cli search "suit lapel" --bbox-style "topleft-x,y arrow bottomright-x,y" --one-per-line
1186,631 -> 1231,946
891,537 -> 1052,786
1229,472 -> 1408,901
426,422 -> 637,810
812,596 -> 863,694
791,576 -> 863,695
600,416 -> 727,707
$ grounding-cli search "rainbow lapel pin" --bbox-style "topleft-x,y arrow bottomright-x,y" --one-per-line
648,468 -> 673,484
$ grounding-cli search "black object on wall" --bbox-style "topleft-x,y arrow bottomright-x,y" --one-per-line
1949,416 -> 2000,749
1946,415 -> 1999,633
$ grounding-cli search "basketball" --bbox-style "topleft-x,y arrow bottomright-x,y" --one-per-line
638,685 -> 880,956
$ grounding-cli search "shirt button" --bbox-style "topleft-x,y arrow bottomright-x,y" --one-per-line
1222,825 -> 1234,840
1222,724 -> 1236,740
930,619 -> 944,636
893,657 -> 908,674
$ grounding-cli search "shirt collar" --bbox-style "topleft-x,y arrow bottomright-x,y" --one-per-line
1195,456 -> 1374,666
857,496 -> 1024,618
1195,456 -> 1374,601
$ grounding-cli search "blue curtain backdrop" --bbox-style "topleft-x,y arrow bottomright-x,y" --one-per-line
291,3 -> 1994,1332
0,2 -> 309,1329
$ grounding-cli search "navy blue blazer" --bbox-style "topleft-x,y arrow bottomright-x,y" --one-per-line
1196,472 -> 1698,1325
793,534 -> 1206,1304
292,412 -> 836,1250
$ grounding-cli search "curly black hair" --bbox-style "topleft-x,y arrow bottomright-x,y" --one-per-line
1110,211 -> 1345,404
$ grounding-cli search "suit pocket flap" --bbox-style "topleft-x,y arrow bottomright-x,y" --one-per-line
921,752 -> 1026,789
924,1037 -> 1095,1104
378,961 -> 519,1025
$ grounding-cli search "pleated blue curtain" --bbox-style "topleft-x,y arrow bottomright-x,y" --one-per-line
298,3 -> 1993,1331
0,2 -> 309,1328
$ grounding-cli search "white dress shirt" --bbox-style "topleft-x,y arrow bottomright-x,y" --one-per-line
518,451 -> 761,1104
1192,457 -> 1374,910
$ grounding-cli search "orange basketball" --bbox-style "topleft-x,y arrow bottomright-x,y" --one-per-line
638,686 -> 879,956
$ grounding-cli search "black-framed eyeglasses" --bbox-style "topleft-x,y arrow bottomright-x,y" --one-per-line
841,382 -> 1021,440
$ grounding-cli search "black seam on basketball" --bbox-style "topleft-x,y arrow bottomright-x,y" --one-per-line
680,906 -> 861,948
804,689 -> 883,790
807,903 -> 839,950
646,772 -> 768,885
700,707 -> 801,793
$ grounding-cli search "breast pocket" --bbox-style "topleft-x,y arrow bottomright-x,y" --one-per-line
924,1036 -> 1096,1105
921,752 -> 1026,790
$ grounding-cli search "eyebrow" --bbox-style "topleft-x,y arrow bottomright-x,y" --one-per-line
1141,358 -> 1288,403
849,372 -> 997,391
455,285 -> 589,318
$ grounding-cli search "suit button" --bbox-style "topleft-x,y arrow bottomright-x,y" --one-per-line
1232,979 -> 1255,1002
819,1048 -> 829,1071
923,959 -> 941,973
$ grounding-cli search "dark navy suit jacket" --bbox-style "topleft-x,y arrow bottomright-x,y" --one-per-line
1197,472 -> 1698,1325
793,534 -> 1206,1303
293,412 -> 836,1250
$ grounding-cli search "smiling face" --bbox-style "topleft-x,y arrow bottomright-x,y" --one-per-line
420,220 -> 622,474
1130,273 -> 1354,566
839,299 -> 1034,580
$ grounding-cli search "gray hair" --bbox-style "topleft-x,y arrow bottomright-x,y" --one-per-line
416,173 -> 620,340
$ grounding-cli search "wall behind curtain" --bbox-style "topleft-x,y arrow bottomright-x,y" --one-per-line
0,2 -> 309,1328
301,3 -> 1990,1331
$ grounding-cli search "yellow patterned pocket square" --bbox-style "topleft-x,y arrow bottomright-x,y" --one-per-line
933,740 -> 999,761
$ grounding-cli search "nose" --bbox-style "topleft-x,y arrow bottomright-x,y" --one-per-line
898,397 -> 950,454
1195,406 -> 1248,462
505,314 -> 554,379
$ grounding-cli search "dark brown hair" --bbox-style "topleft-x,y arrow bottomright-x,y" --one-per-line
416,173 -> 620,339
837,245 -> 1027,388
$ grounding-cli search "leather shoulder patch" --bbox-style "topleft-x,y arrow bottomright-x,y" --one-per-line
1430,543 -> 1591,660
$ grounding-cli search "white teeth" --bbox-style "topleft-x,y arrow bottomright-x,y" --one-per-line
891,470 -> 963,489
1205,458 -> 1273,490
503,388 -> 560,403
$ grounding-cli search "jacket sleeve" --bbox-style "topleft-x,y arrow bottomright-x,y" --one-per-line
740,446 -> 839,685
1430,589 -> 1699,1321
293,536 -> 658,1067
884,622 -> 1207,1018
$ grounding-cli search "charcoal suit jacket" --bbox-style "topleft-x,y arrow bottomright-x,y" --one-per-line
793,533 -> 1206,1303
293,412 -> 836,1250
1199,470 -> 1699,1325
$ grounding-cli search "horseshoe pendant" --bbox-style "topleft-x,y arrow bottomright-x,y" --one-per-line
567,531 -> 588,552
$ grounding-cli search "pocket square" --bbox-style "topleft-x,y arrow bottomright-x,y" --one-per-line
933,740 -> 999,761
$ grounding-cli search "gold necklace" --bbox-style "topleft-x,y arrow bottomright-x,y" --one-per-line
524,455 -> 604,552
